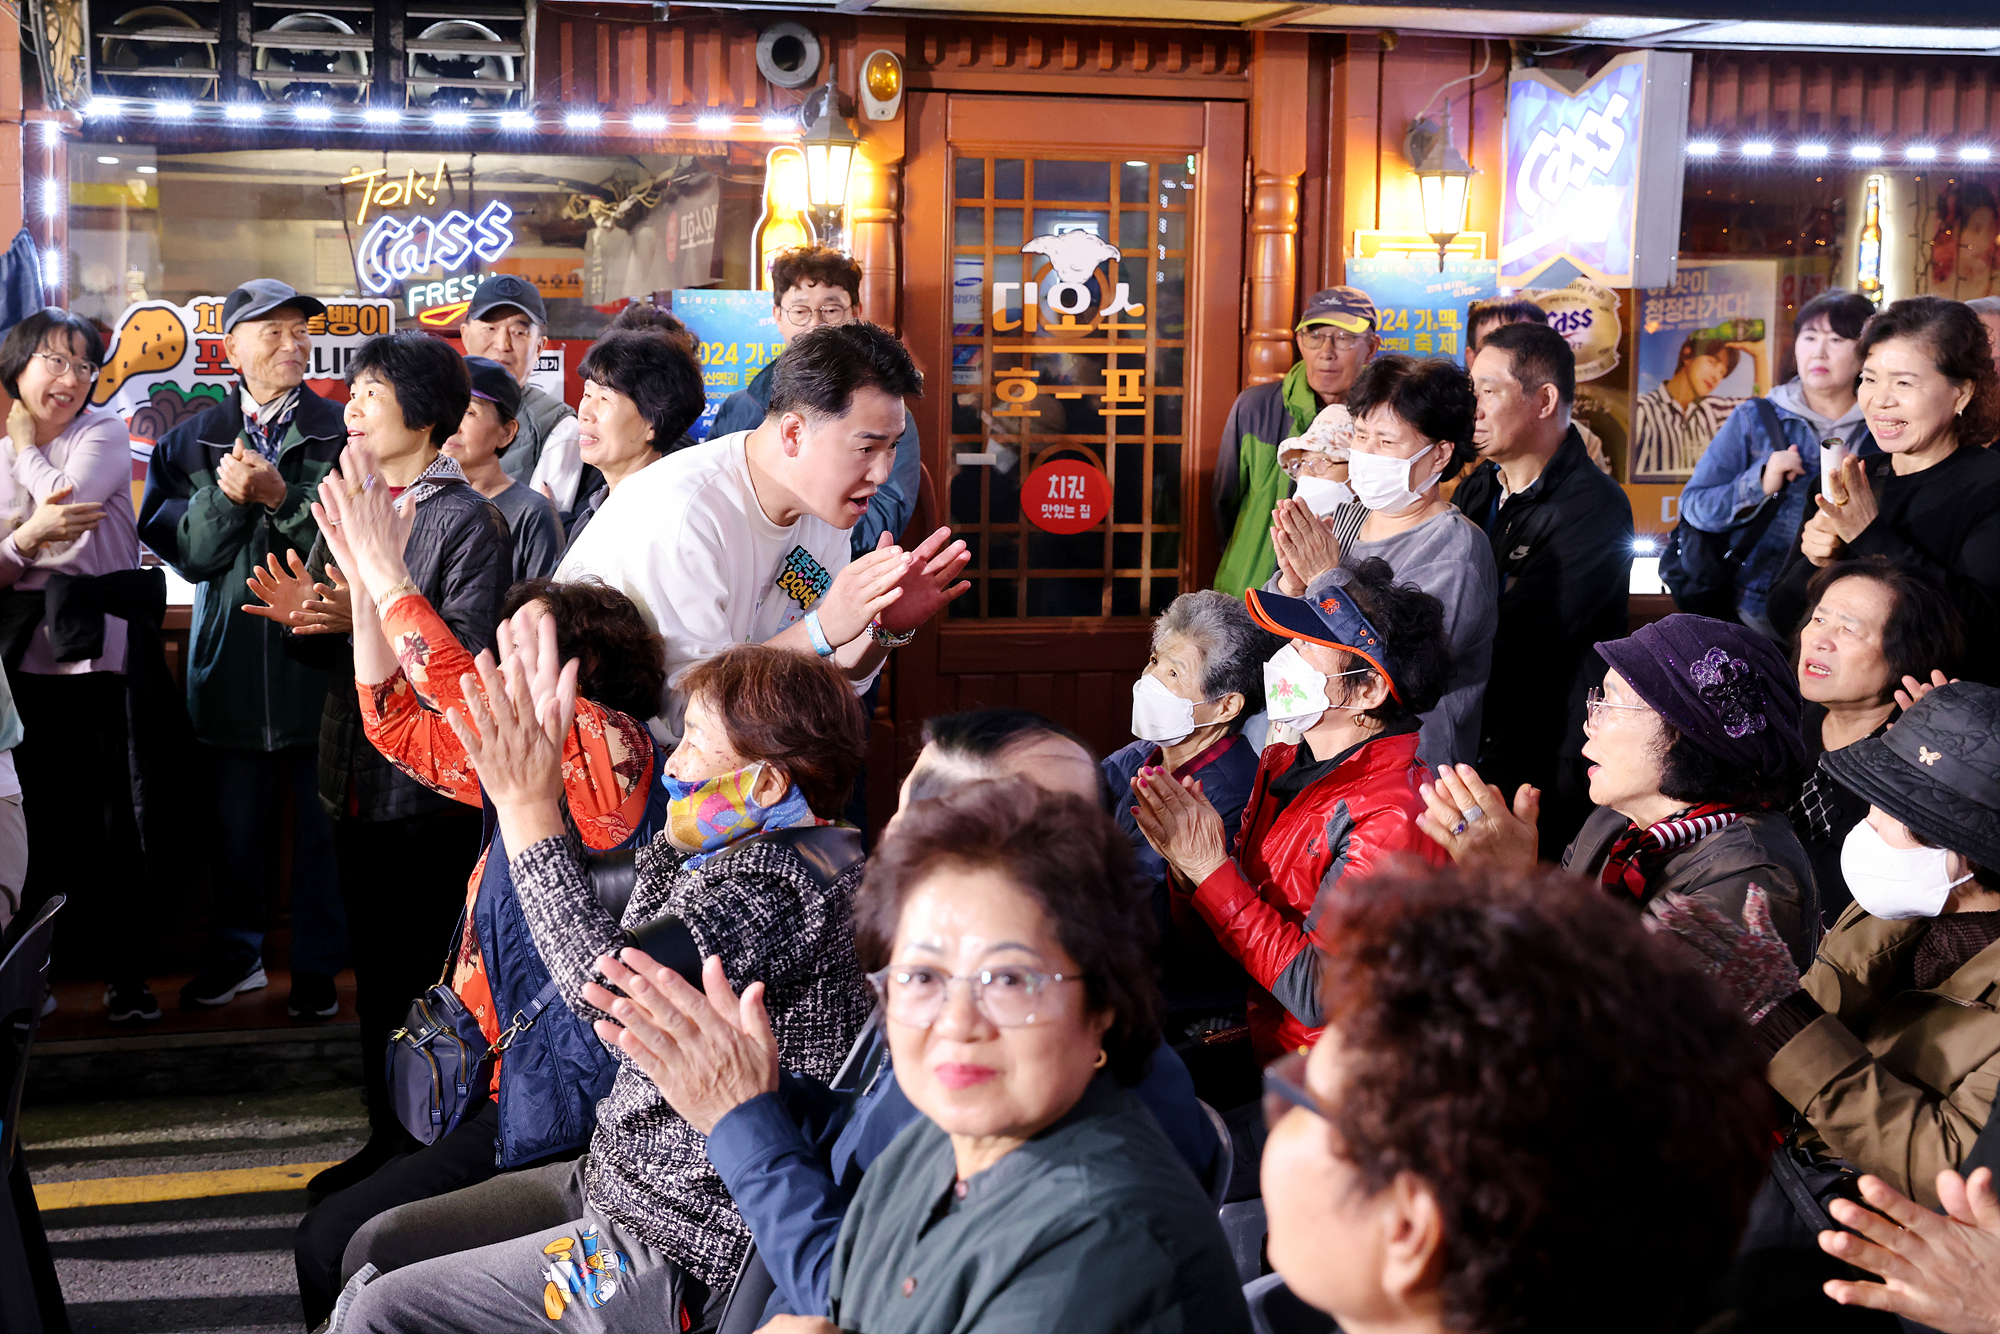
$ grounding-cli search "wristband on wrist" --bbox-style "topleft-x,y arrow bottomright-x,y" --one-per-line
803,609 -> 836,657
869,617 -> 917,648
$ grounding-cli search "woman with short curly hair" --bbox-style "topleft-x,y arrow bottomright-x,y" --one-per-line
1768,294 -> 2000,679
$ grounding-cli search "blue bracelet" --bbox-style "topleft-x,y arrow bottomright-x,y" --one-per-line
803,609 -> 835,657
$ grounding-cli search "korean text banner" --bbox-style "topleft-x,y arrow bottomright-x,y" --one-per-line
1344,256 -> 1499,363
1501,52 -> 1648,288
91,295 -> 395,450
671,289 -> 783,442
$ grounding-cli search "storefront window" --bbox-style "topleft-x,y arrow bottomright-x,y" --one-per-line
948,152 -> 1191,620
66,145 -> 757,337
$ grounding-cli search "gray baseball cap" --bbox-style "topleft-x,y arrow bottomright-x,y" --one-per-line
466,274 -> 548,326
222,279 -> 327,333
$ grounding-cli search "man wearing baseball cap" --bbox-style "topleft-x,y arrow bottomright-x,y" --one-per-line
1213,285 -> 1379,597
458,275 -> 582,515
137,278 -> 350,1020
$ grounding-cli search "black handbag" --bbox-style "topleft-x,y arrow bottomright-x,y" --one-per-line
383,842 -> 630,1147
1658,397 -> 1790,621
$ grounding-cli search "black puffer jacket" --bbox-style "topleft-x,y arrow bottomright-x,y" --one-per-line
294,460 -> 512,822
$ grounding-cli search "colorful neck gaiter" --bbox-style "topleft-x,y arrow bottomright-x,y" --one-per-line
663,761 -> 820,867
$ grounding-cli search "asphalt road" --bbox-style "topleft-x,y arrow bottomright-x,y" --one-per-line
19,1087 -> 368,1334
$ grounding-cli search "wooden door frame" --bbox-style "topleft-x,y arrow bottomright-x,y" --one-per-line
893,90 -> 1248,774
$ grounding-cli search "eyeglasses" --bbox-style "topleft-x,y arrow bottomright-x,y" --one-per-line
32,351 -> 97,381
1298,328 -> 1369,352
868,964 -> 1085,1029
780,302 -> 854,328
1263,1051 -> 1330,1129
1585,686 -> 1653,726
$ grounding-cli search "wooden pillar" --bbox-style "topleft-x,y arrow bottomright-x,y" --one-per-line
1245,32 -> 1309,386
0,6 -> 22,246
848,22 -> 906,334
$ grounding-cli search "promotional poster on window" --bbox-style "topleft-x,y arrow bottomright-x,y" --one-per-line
1630,259 -> 1778,484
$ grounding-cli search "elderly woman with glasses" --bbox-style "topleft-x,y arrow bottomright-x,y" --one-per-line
0,307 -> 150,1015
1419,613 -> 1818,966
738,778 -> 1248,1334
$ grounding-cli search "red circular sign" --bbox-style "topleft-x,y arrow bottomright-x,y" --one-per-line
1022,458 -> 1111,535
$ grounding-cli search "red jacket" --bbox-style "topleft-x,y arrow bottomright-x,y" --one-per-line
1187,728 -> 1447,1062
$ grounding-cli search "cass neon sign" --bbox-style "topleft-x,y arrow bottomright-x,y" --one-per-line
341,160 -> 515,296
355,201 -> 514,295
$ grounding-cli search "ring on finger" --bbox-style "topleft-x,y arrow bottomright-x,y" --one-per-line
1460,804 -> 1484,824
1450,819 -> 1468,836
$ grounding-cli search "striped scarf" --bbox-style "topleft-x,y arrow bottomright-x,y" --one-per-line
1599,803 -> 1744,901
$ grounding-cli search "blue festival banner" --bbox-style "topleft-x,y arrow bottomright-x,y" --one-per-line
670,289 -> 784,441
1500,52 -> 1649,288
1343,257 -> 1499,364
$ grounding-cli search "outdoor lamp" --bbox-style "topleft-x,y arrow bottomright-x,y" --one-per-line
1404,107 -> 1475,270
800,78 -> 862,248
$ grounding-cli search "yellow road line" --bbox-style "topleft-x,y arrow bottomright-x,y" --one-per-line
34,1161 -> 341,1210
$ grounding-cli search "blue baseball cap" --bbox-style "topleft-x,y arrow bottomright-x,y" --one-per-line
1245,567 -> 1403,703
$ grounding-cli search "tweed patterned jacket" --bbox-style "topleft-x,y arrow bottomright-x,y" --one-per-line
509,826 -> 872,1286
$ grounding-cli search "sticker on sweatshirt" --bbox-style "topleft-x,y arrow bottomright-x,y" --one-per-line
540,1228 -> 629,1320
775,545 -> 832,612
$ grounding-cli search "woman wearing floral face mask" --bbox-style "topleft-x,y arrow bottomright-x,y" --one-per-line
1129,558 -> 1453,1065
1266,356 -> 1497,772
325,635 -> 875,1333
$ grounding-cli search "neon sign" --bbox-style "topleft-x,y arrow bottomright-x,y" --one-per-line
356,200 -> 514,295
341,159 -> 516,295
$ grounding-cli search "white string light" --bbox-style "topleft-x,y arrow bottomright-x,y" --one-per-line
1687,140 -> 1721,157
1906,144 -> 1940,161
1742,141 -> 1776,158
294,104 -> 334,125
631,111 -> 668,132
38,178 -> 63,217
1796,143 -> 1830,160
695,113 -> 732,133
565,109 -> 603,131
83,97 -> 121,119
40,249 -> 60,289
363,107 -> 401,126
500,110 -> 534,131
432,109 -> 471,128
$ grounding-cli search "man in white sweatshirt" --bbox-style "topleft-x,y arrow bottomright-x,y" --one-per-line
556,322 -> 968,738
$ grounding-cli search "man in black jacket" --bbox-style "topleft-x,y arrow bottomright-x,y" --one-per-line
1452,322 -> 1633,853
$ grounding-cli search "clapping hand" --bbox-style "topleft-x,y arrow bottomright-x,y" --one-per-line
874,525 -> 972,635
242,550 -> 351,635
1416,763 -> 1539,871
1130,768 -> 1230,886
1270,497 -> 1341,598
219,442 -> 288,508
443,643 -> 576,812
313,444 -> 416,602
1895,670 -> 1959,713
584,951 -> 779,1136
1820,1168 -> 2000,1334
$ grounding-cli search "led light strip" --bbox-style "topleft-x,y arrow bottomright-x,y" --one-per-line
1686,137 -> 1994,163
79,97 -> 799,136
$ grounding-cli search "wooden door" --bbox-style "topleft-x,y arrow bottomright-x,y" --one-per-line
894,92 -> 1246,765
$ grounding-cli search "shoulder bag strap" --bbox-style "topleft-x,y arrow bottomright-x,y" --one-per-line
1726,398 -> 1792,559
489,976 -> 564,1055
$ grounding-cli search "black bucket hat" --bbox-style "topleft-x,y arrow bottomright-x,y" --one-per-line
1821,681 -> 2000,870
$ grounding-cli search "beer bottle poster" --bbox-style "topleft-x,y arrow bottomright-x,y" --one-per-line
1630,258 -> 1778,484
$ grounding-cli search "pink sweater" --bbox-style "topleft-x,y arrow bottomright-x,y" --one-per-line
0,408 -> 141,674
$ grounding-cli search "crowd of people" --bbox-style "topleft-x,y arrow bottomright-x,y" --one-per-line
5,252 -> 2000,1332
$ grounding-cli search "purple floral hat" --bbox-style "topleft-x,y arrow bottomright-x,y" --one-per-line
1595,614 -> 1805,779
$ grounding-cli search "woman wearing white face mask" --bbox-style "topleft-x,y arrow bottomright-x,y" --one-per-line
1267,356 -> 1497,773
1663,681 -> 2000,1225
1104,591 -> 1272,1068
1128,559 -> 1454,1066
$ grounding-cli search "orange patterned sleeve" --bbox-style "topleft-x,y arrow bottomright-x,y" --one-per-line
361,593 -> 654,850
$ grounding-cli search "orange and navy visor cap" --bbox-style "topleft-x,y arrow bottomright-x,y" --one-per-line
1244,568 -> 1403,703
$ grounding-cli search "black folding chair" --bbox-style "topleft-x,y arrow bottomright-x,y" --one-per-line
0,894 -> 69,1334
